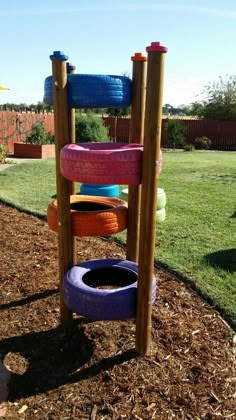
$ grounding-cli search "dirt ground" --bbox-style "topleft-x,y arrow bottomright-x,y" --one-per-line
0,203 -> 235,419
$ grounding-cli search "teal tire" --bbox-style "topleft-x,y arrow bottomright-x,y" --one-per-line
80,183 -> 119,198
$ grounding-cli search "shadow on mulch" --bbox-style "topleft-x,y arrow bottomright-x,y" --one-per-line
1,319 -> 137,400
0,203 -> 235,419
0,289 -> 58,311
204,248 -> 236,273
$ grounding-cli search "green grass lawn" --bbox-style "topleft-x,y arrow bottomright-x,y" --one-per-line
1,152 -> 235,324
0,159 -> 57,217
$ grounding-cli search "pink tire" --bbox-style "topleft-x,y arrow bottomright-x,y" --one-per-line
60,142 -> 143,185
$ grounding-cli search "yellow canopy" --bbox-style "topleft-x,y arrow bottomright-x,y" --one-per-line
0,85 -> 9,90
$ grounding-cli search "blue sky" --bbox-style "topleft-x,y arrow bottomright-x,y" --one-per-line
1,0 -> 236,106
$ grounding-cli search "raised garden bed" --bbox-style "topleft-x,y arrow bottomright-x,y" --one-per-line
13,143 -> 55,159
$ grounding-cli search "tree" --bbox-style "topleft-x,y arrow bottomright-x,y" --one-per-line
163,103 -> 190,116
75,112 -> 110,143
106,106 -> 131,117
25,121 -> 54,145
167,119 -> 186,148
190,75 -> 236,120
190,101 -> 205,117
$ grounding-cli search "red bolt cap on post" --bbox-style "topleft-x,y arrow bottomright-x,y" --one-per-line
146,42 -> 168,53
131,52 -> 147,62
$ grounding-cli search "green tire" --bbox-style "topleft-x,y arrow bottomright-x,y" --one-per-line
157,188 -> 167,210
120,187 -> 167,211
156,207 -> 166,223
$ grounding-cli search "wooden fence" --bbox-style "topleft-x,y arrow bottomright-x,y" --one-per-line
0,111 -> 54,153
1,111 -> 236,152
102,117 -> 236,151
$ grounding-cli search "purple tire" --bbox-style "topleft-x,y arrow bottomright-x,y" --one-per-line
60,143 -> 143,185
63,259 -> 156,320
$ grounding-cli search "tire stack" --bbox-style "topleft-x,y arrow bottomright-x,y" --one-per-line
57,142 -> 156,320
45,72 -> 157,321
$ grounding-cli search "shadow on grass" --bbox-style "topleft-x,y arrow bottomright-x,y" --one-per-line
204,248 -> 236,273
230,209 -> 236,218
1,321 -> 137,400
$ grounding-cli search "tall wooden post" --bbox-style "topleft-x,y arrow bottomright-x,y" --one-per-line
126,53 -> 147,262
135,42 -> 167,355
67,62 -> 77,265
67,62 -> 76,196
50,51 -> 73,326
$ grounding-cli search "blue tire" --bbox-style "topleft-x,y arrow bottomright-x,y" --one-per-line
63,259 -> 156,321
80,183 -> 119,198
44,74 -> 131,108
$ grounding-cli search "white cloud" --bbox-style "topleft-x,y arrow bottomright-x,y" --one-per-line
163,76 -> 208,106
0,89 -> 44,105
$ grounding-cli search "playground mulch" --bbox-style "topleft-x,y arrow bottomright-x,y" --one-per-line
0,203 -> 235,419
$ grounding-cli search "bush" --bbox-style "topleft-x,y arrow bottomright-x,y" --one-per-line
25,121 -> 55,145
184,144 -> 195,152
167,119 -> 186,148
75,113 -> 110,143
192,136 -> 212,150
0,143 -> 7,163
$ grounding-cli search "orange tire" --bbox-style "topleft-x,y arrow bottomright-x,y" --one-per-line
47,195 -> 128,237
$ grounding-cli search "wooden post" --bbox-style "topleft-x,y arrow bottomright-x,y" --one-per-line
135,42 -> 167,355
66,62 -> 76,195
50,51 -> 74,326
67,62 -> 77,266
126,53 -> 147,262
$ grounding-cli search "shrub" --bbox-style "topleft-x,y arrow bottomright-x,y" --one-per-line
184,144 -> 195,152
192,136 -> 212,150
25,121 -> 55,145
0,143 -> 7,163
75,113 -> 110,143
167,119 -> 186,148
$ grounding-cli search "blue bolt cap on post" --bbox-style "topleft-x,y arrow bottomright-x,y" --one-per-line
50,51 -> 68,61
67,62 -> 76,71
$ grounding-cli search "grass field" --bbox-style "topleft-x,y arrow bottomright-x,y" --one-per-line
0,151 -> 235,324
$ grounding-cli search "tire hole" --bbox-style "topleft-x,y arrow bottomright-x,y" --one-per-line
71,202 -> 111,211
83,267 -> 137,289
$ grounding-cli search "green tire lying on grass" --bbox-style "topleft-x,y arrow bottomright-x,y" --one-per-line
157,188 -> 167,210
120,187 -> 167,223
156,207 -> 166,223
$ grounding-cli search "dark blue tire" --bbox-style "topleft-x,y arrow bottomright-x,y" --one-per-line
80,183 -> 119,198
63,259 -> 156,320
44,74 -> 131,108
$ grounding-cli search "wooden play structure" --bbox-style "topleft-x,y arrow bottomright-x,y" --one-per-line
46,41 -> 167,355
